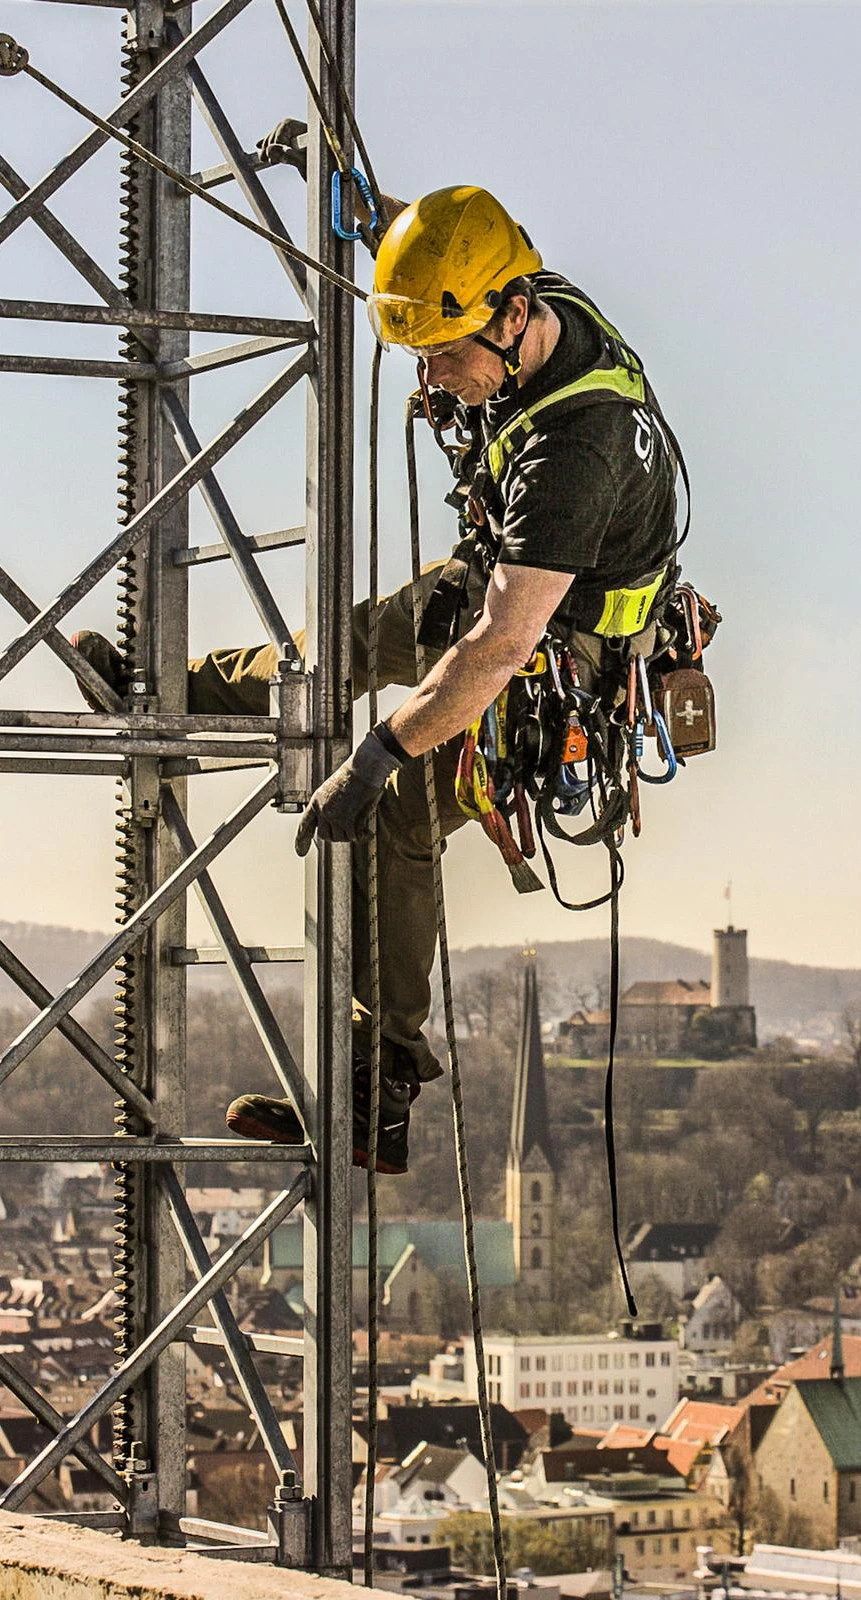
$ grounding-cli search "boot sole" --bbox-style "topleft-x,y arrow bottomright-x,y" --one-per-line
226,1112 -> 305,1145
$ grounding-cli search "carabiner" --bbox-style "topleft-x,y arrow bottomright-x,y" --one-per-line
636,709 -> 678,785
331,167 -> 378,242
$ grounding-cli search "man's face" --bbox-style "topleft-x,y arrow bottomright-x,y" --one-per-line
416,334 -> 507,405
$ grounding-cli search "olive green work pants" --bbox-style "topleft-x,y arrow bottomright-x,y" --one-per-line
188,563 -> 480,1085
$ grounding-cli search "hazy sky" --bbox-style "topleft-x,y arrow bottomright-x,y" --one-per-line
0,0 -> 858,968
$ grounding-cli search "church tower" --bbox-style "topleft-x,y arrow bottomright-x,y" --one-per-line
506,960 -> 556,1306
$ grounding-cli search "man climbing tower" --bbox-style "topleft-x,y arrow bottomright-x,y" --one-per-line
75,186 -> 685,1175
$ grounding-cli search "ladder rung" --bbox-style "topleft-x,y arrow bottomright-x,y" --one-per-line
171,945 -> 304,965
173,526 -> 306,567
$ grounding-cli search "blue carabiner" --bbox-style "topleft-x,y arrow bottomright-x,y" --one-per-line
636,709 -> 678,785
331,167 -> 378,242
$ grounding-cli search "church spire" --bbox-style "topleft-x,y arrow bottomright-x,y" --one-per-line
509,959 -> 554,1171
831,1283 -> 845,1383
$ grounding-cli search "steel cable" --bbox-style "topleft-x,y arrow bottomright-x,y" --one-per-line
16,53 -> 366,303
405,401 -> 507,1600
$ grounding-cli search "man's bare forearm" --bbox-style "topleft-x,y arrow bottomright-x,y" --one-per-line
388,628 -> 528,756
386,562 -> 575,758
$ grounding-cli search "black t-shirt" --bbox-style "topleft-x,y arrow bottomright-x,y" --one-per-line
475,273 -> 679,632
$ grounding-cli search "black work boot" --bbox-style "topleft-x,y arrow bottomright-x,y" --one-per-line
225,1094 -> 305,1145
70,630 -> 129,710
351,1058 -> 421,1176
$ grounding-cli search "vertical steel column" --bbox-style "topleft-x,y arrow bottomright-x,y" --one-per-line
117,0 -> 191,1531
302,0 -> 355,1578
143,0 -> 191,1531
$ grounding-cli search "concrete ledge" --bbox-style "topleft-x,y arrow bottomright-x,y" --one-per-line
0,1512 -> 377,1600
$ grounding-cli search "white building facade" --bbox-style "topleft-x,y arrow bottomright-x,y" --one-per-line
464,1331 -> 679,1431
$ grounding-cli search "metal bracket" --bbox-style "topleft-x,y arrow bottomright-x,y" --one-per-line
123,1442 -> 159,1542
267,1470 -> 310,1568
270,663 -> 311,811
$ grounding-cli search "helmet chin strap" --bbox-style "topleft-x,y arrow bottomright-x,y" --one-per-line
473,310 -> 531,401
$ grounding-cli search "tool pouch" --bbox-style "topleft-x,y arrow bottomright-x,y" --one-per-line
659,667 -> 716,756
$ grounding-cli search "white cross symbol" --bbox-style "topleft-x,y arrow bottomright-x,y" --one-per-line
680,699 -> 704,727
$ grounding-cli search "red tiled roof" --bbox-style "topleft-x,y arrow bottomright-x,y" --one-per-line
744,1335 -> 861,1407
662,1398 -> 745,1443
621,980 -> 711,1007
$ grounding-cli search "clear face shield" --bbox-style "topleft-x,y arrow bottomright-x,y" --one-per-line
366,292 -> 493,355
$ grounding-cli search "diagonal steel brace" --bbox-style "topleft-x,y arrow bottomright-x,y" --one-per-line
0,349 -> 313,685
161,790 -> 308,1119
161,1169 -> 301,1482
0,0 -> 255,252
0,1173 -> 310,1511
0,773 -> 277,1086
160,388 -> 299,661
0,938 -> 153,1121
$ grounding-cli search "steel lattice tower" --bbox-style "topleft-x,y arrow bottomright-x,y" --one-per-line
0,0 -> 355,1571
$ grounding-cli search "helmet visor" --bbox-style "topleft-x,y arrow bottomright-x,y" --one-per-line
368,292 -> 492,351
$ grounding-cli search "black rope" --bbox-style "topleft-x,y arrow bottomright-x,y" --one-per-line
363,342 -> 383,1588
604,847 -> 638,1317
406,404 -> 507,1600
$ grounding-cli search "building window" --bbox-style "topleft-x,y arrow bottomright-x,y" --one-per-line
653,1539 -> 662,1555
531,1247 -> 543,1269
683,1511 -> 690,1526
551,1354 -> 563,1372
647,1389 -> 657,1399
614,1353 -> 625,1369
671,1537 -> 680,1554
520,1383 -> 531,1399
598,1381 -> 608,1396
551,1381 -> 562,1398
520,1356 -> 531,1372
647,1512 -> 656,1527
570,1406 -> 579,1422
531,1181 -> 542,1202
614,1405 -> 624,1420
614,1380 -> 624,1395
536,1356 -> 546,1372
583,1405 -> 594,1421
530,1213 -> 542,1235
629,1381 -> 640,1395
790,1478 -> 795,1498
567,1381 -> 577,1397
635,1540 -> 645,1557
598,1354 -> 608,1370
536,1382 -> 546,1398
664,1512 -> 673,1528
567,1354 -> 579,1371
645,1353 -> 656,1368
629,1405 -> 640,1420
629,1354 -> 639,1368
583,1381 -> 593,1395
599,1405 -> 609,1421
660,1352 -> 672,1366
631,1513 -> 639,1528
824,1482 -> 829,1501
646,1414 -> 657,1424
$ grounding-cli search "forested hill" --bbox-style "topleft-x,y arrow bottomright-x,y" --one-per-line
1,922 -> 859,1045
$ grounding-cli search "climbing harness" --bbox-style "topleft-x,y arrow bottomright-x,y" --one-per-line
408,280 -> 721,1317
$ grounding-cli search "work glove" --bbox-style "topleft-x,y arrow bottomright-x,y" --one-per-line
295,726 -> 405,855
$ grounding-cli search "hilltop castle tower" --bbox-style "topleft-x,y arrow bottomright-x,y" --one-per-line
712,925 -> 750,1007
506,961 -> 557,1307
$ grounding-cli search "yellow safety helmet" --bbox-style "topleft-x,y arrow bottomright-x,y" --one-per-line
368,186 -> 542,351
